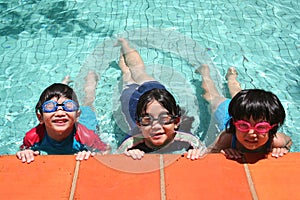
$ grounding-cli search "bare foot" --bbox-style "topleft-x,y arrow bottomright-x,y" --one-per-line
226,67 -> 241,98
61,75 -> 73,85
114,38 -> 129,47
114,38 -> 136,55
225,67 -> 238,80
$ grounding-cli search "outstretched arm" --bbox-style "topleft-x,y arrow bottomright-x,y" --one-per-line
271,132 -> 292,158
209,131 -> 243,160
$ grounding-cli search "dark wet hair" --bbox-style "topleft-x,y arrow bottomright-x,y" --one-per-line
35,83 -> 79,114
226,89 -> 285,138
136,88 -> 181,120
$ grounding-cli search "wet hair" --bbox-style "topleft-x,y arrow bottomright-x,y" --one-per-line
136,88 -> 181,120
35,83 -> 79,114
226,89 -> 285,138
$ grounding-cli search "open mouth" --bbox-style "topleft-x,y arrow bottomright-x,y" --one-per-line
246,140 -> 258,144
52,119 -> 68,124
150,132 -> 164,138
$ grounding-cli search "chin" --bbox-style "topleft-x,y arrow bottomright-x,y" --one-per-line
150,139 -> 167,147
244,143 -> 262,150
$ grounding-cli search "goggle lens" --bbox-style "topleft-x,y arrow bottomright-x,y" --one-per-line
234,120 -> 276,134
42,100 -> 79,113
139,113 -> 176,126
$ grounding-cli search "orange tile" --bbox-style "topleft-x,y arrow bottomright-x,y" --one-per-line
247,153 -> 300,200
74,154 -> 162,200
0,155 -> 76,199
163,154 -> 253,199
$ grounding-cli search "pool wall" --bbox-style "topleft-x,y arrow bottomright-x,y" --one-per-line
1,153 -> 299,199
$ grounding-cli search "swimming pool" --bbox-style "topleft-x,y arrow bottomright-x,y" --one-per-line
0,0 -> 299,154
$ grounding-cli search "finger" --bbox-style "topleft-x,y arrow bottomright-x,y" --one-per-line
124,151 -> 131,156
76,151 -> 86,161
220,150 -> 226,156
27,152 -> 35,163
279,149 -> 285,157
131,150 -> 140,160
132,150 -> 144,160
186,150 -> 192,159
16,152 -> 22,159
125,150 -> 138,159
84,151 -> 92,160
20,153 -> 27,162
190,149 -> 200,160
232,150 -> 243,159
224,149 -> 242,160
271,148 -> 280,158
137,151 -> 145,159
283,148 -> 289,154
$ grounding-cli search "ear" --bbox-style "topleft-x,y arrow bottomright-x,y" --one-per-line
174,117 -> 181,129
36,112 -> 44,124
76,110 -> 81,122
136,120 -> 141,127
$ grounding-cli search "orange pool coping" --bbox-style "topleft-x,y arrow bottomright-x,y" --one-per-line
0,153 -> 299,199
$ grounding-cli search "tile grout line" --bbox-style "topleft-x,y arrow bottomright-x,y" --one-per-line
69,160 -> 80,200
243,162 -> 258,200
160,155 -> 166,200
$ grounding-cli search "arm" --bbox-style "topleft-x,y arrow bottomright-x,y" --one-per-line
209,131 -> 232,153
271,132 -> 292,158
209,131 -> 243,159
16,124 -> 44,163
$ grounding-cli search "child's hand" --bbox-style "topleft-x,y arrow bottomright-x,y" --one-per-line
186,148 -> 204,160
271,147 -> 289,158
124,149 -> 145,160
75,150 -> 95,161
221,148 -> 243,160
16,149 -> 39,163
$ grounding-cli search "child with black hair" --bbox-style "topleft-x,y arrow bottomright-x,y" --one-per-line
116,38 -> 207,160
16,72 -> 110,163
118,88 -> 206,160
198,64 -> 292,159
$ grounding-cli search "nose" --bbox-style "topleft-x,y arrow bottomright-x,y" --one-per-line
248,129 -> 257,137
151,119 -> 163,128
55,106 -> 65,114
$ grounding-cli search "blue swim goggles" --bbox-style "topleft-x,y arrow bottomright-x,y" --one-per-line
42,100 -> 79,113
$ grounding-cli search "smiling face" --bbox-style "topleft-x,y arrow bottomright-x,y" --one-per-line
235,117 -> 270,150
138,100 -> 179,149
37,96 -> 80,142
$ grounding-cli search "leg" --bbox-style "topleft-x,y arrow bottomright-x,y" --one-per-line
82,71 -> 98,110
116,38 -> 156,84
61,75 -> 73,85
118,50 -> 135,87
196,64 -> 226,113
225,67 -> 241,98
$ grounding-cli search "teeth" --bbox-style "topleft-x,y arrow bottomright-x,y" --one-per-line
54,119 -> 67,123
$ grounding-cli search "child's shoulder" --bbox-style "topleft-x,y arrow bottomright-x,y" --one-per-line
210,131 -> 233,152
22,124 -> 45,149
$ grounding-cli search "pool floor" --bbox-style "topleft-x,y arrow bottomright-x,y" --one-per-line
1,153 -> 299,199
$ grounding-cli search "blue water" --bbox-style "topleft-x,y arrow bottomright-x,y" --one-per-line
0,0 -> 299,154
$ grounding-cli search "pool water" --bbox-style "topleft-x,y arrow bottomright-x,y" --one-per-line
0,0 -> 299,154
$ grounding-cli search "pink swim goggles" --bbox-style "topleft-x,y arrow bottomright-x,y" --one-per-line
233,120 -> 277,134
